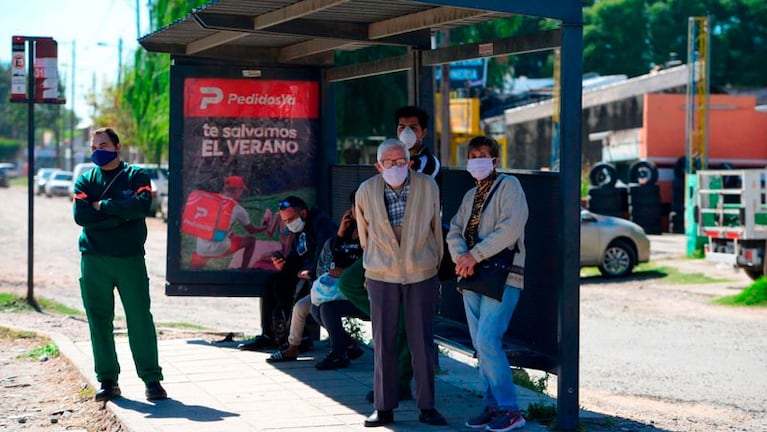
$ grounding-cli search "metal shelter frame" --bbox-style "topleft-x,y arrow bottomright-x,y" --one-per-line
140,1 -> 582,429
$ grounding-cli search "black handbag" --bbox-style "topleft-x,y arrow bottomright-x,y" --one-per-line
456,177 -> 520,302
457,246 -> 517,302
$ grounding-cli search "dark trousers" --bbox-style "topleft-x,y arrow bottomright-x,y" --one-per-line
310,300 -> 365,354
260,272 -> 318,343
338,258 -> 413,391
367,275 -> 440,411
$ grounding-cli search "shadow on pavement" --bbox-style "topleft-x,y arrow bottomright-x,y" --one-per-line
112,397 -> 240,421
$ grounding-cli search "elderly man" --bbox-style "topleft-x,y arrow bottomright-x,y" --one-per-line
355,139 -> 446,427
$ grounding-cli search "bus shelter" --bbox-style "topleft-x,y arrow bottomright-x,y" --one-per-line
140,1 -> 582,429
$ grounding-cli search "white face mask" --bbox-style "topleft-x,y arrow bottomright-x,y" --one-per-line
382,165 -> 409,188
286,217 -> 305,233
398,127 -> 418,149
466,157 -> 495,181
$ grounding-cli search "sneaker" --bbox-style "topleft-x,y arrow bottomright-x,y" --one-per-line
315,351 -> 350,370
346,343 -> 364,360
465,406 -> 497,429
94,380 -> 121,402
485,410 -> 526,432
145,381 -> 168,401
238,335 -> 275,351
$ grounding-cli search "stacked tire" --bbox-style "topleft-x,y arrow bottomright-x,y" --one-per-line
588,163 -> 626,218
628,160 -> 662,234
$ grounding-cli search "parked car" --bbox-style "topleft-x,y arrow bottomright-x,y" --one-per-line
34,168 -> 57,195
69,162 -> 97,196
0,162 -> 20,179
0,167 -> 8,188
135,164 -> 169,218
580,208 -> 651,277
45,171 -> 74,197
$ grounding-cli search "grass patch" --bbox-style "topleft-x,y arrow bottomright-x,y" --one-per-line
156,322 -> 208,330
0,326 -> 36,339
19,342 -> 60,359
10,177 -> 28,187
512,368 -> 549,393
581,263 -> 729,284
524,400 -> 557,425
0,292 -> 82,315
712,277 -> 767,306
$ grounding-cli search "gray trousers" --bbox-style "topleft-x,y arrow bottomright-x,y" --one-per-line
366,275 -> 439,411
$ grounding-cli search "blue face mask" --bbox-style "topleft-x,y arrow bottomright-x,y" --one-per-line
91,149 -> 118,166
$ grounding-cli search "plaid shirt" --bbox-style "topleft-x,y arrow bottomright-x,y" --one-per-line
383,177 -> 410,228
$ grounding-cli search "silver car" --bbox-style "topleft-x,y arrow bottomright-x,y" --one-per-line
581,208 -> 651,277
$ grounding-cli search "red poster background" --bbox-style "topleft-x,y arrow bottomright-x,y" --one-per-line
185,78 -> 319,119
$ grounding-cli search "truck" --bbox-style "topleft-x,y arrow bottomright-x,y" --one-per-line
696,169 -> 767,280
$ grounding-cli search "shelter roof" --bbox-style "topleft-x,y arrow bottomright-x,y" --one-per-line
138,0 -> 574,65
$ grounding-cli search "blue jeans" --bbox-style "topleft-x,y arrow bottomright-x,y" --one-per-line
462,285 -> 521,411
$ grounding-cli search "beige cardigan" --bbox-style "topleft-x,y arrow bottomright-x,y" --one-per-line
446,174 -> 528,290
355,171 -> 443,284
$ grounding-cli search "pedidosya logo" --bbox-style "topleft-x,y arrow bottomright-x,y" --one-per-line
200,87 -> 223,109
199,86 -> 297,110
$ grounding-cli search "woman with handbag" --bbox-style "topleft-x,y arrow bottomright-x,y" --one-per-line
446,136 -> 529,432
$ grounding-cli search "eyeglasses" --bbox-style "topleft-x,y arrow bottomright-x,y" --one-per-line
277,200 -> 292,210
379,158 -> 408,169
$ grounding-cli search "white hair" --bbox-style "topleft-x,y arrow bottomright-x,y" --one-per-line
376,138 -> 410,163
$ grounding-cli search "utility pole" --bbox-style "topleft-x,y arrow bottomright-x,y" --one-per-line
69,40 -> 76,170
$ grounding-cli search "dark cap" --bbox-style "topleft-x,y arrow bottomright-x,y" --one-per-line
225,176 -> 248,191
277,195 -> 307,210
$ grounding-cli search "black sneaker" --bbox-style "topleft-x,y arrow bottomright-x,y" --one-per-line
346,343 -> 364,360
94,380 -> 121,402
238,335 -> 275,351
315,351 -> 350,370
145,381 -> 168,401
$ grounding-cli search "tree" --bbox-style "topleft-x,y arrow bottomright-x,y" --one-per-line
584,0 -> 652,77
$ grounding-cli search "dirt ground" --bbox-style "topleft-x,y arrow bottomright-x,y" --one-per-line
0,316 -> 123,432
1,184 -> 766,432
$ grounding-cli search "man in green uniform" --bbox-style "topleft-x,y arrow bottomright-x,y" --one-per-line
73,127 -> 166,402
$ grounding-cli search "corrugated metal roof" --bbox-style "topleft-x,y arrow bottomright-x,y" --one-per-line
139,0 -> 511,64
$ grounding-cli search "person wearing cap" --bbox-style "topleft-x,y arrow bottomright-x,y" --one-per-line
238,195 -> 336,351
355,138 -> 446,427
72,127 -> 167,402
189,175 -> 270,270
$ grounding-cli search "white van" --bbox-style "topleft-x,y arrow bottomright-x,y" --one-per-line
69,162 -> 97,195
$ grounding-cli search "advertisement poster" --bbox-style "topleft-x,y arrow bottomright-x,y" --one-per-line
179,77 -> 319,273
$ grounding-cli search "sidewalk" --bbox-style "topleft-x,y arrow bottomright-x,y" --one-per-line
53,334 -> 552,432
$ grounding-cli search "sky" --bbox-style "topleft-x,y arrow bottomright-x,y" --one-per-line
0,0 -> 152,125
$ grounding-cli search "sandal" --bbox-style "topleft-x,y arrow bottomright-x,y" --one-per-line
266,349 -> 298,363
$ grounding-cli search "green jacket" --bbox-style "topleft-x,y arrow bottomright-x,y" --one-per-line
73,161 -> 153,257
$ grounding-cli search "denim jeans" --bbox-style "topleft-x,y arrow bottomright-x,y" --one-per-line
462,285 -> 521,411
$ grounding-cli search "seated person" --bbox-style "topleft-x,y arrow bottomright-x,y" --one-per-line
266,192 -> 365,370
238,196 -> 336,350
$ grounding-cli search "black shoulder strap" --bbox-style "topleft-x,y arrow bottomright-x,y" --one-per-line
481,175 -> 504,214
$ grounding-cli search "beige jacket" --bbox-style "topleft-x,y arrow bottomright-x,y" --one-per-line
355,171 -> 443,284
446,174 -> 528,289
